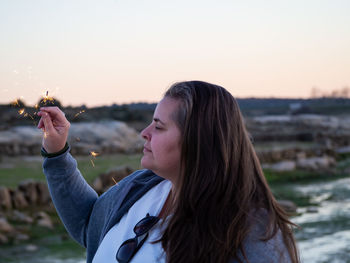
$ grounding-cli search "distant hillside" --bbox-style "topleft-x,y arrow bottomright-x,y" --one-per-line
1,98 -> 350,130
237,98 -> 350,116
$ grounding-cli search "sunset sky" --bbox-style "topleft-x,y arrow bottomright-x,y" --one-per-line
1,0 -> 349,107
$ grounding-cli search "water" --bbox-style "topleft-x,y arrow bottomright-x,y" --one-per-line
291,177 -> 350,262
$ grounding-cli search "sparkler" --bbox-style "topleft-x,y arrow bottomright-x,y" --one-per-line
42,91 -> 55,105
11,87 -> 99,171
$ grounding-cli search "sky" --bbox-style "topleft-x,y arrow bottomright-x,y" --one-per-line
0,0 -> 349,107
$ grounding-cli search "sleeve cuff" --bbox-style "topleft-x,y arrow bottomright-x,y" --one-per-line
41,142 -> 70,158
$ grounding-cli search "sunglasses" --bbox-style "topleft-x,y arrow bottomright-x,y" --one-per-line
116,213 -> 160,263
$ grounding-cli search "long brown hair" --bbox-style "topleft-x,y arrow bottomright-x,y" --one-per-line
159,81 -> 299,263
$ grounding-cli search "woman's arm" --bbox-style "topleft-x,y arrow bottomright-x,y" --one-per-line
38,106 -> 98,247
43,150 -> 98,247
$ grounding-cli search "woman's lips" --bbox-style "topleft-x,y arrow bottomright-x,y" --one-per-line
143,146 -> 152,153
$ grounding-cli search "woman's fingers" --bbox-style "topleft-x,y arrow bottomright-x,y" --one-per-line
37,116 -> 44,129
41,112 -> 55,133
37,106 -> 71,153
37,106 -> 69,131
39,106 -> 68,124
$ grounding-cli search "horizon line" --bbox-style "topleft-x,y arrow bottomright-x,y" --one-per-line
2,96 -> 350,108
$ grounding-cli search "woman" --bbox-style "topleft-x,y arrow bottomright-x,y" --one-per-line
38,81 -> 300,263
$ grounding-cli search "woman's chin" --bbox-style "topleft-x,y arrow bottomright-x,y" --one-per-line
140,157 -> 151,169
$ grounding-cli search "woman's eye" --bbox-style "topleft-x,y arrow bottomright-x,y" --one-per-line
155,126 -> 162,130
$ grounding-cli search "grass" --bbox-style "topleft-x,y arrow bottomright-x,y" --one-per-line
0,153 -> 142,188
265,168 -> 350,184
1,152 -> 349,187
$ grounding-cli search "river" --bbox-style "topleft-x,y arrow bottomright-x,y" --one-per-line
292,177 -> 350,262
2,176 -> 350,263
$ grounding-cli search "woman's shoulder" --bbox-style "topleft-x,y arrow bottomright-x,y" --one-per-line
236,208 -> 292,263
87,169 -> 164,233
97,169 -> 163,200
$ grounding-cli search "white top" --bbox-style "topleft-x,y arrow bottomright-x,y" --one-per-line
92,179 -> 172,263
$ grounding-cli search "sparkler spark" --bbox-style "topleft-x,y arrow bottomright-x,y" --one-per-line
74,110 -> 85,118
111,177 -> 118,185
89,151 -> 99,167
16,106 -> 36,124
90,151 -> 99,157
12,99 -> 20,107
27,113 -> 35,121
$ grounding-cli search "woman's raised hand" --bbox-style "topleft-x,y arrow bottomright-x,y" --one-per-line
37,107 -> 70,153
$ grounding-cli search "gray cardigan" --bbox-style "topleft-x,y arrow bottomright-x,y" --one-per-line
43,150 -> 291,263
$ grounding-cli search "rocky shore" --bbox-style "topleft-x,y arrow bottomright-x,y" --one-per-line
0,121 -> 144,157
0,164 -> 306,245
0,166 -> 132,246
1,114 -> 350,246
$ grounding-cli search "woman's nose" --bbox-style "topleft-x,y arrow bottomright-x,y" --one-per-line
141,125 -> 151,140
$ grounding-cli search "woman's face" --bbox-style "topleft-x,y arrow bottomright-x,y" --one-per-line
141,97 -> 182,183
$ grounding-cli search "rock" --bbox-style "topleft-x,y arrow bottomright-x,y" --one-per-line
92,177 -> 103,193
68,121 -> 144,154
25,244 -> 39,252
11,189 -> 28,209
0,217 -> 14,233
265,161 -> 296,172
335,146 -> 350,154
0,121 -> 143,157
0,186 -> 12,210
36,182 -> 51,205
277,200 -> 297,213
0,233 -> 9,244
93,166 -> 133,193
15,233 -> 30,241
35,211 -> 53,229
306,206 -> 319,213
18,180 -> 38,204
12,210 -> 34,224
106,166 -> 133,182
296,156 -> 336,171
343,166 -> 350,175
296,151 -> 306,160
